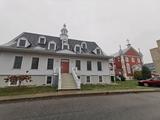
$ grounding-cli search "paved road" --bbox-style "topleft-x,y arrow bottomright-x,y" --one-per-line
1,93 -> 160,120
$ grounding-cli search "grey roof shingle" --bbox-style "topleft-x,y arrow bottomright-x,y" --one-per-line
5,32 -> 104,56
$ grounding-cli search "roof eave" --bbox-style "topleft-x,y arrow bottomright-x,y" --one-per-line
0,46 -> 112,60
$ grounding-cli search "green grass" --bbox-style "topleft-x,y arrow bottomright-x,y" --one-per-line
0,86 -> 57,96
81,80 -> 147,91
0,80 -> 149,97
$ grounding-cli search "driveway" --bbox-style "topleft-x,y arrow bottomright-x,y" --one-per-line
0,93 -> 160,120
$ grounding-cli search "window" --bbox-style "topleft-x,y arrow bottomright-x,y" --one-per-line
48,42 -> 56,50
50,43 -> 55,50
47,58 -> 54,70
46,76 -> 52,84
86,76 -> 90,83
13,56 -> 23,69
19,40 -> 26,47
63,44 -> 69,50
137,58 -> 141,63
97,61 -> 102,71
81,42 -> 87,49
99,76 -> 103,82
132,57 -> 135,62
125,57 -> 129,62
87,61 -> 92,71
76,60 -> 81,70
96,49 -> 101,55
39,37 -> 46,44
31,57 -> 39,69
126,63 -> 131,74
18,39 -> 26,47
75,46 -> 81,53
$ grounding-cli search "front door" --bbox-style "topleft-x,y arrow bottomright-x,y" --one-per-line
61,59 -> 69,73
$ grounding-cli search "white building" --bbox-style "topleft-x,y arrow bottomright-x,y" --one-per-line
0,24 -> 114,90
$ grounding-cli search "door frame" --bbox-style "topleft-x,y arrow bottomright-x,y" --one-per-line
61,59 -> 70,73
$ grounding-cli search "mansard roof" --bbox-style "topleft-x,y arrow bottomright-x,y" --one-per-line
2,32 -> 111,59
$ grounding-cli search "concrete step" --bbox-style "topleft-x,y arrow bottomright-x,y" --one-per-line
61,73 -> 77,90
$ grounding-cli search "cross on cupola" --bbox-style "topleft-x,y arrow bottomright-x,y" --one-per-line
126,39 -> 131,47
60,24 -> 68,43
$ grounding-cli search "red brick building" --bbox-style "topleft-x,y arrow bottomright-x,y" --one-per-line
113,43 -> 143,80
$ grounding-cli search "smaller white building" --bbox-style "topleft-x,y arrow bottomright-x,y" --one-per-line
0,24 -> 114,89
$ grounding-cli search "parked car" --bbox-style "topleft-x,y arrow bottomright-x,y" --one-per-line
138,77 -> 160,87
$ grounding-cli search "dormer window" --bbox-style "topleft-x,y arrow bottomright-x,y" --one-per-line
38,36 -> 46,44
74,45 -> 81,53
81,42 -> 87,49
17,37 -> 27,47
95,48 -> 102,55
96,49 -> 101,55
48,41 -> 56,50
63,43 -> 69,50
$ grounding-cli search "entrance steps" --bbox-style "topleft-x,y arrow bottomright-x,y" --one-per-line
61,73 -> 77,90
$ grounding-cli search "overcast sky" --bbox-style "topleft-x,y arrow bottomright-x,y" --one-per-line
0,0 -> 160,63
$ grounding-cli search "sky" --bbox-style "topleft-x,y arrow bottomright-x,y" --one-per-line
0,0 -> 160,63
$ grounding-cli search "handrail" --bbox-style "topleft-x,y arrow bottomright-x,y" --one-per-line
71,67 -> 81,89
58,67 -> 61,90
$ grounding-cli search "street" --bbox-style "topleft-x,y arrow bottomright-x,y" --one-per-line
0,93 -> 160,120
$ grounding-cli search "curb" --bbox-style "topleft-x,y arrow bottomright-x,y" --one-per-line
0,89 -> 160,104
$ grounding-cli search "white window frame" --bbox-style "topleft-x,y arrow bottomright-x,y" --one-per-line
99,76 -> 103,83
62,43 -> 69,50
95,47 -> 102,55
86,76 -> 91,83
38,36 -> 46,44
81,42 -> 87,49
74,44 -> 81,53
137,58 -> 141,63
45,75 -> 53,85
48,41 -> 56,50
132,57 -> 135,62
47,58 -> 54,70
17,37 -> 28,47
125,56 -> 129,62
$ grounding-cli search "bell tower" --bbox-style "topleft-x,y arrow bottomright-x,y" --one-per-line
60,24 -> 68,43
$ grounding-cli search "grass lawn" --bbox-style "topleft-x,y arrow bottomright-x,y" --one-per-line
81,80 -> 148,91
0,86 -> 57,96
0,80 -> 150,97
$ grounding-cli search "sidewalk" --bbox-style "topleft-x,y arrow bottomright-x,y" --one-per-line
0,88 -> 160,103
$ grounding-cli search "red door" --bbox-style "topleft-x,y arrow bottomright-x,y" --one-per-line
61,59 -> 69,73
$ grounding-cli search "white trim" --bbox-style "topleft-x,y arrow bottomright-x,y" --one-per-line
94,47 -> 102,55
81,42 -> 87,49
99,76 -> 103,82
74,44 -> 81,53
86,76 -> 91,83
45,75 -> 53,86
17,37 -> 28,47
131,57 -> 135,62
48,41 -> 56,50
47,58 -> 54,70
38,36 -> 46,44
62,43 -> 69,50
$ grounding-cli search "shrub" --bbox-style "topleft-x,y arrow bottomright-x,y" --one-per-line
134,71 -> 143,80
4,75 -> 32,86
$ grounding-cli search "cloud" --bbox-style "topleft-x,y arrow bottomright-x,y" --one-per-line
0,0 -> 160,63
